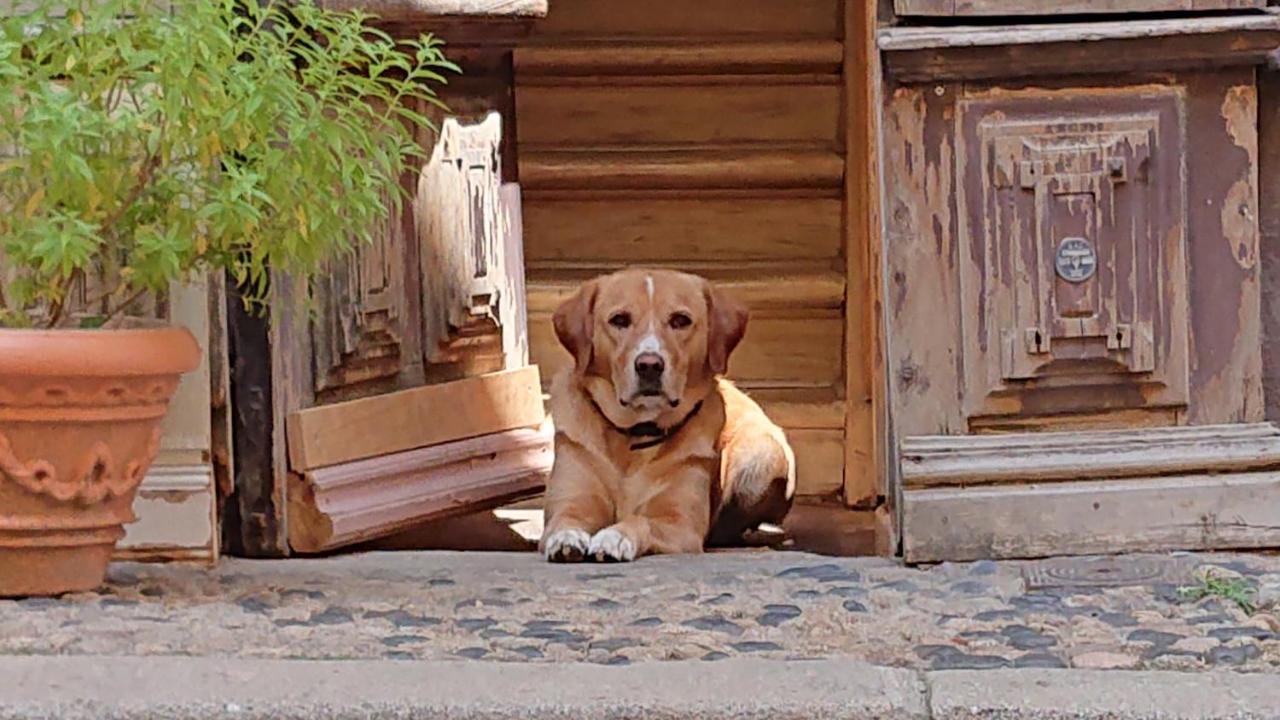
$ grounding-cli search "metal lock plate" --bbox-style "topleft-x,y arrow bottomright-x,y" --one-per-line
1055,237 -> 1097,283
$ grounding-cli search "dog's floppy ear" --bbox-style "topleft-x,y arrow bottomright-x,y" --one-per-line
704,282 -> 748,376
553,279 -> 599,375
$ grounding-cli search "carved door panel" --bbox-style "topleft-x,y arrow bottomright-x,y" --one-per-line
277,112 -> 544,554
417,113 -> 527,378
311,183 -> 419,395
958,88 -> 1189,419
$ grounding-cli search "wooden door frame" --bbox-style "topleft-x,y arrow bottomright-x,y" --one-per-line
844,0 -> 893,553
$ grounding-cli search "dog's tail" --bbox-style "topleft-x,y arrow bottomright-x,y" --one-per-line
709,431 -> 796,546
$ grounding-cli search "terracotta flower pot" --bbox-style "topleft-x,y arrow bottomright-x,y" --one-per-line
0,327 -> 200,597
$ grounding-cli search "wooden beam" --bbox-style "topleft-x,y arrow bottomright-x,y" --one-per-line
843,0 -> 885,512
525,271 -> 846,314
289,422 -> 553,553
903,472 -> 1280,563
519,149 -> 845,192
902,424 -> 1280,488
515,41 -> 845,77
879,15 -> 1280,51
895,0 -> 1265,16
286,366 -> 545,472
881,17 -> 1280,82
223,273 -> 289,557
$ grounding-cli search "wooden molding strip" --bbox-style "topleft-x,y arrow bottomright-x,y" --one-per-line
290,422 -> 553,553
895,0 -> 1267,16
315,0 -> 547,20
882,14 -> 1280,82
515,41 -> 844,77
880,15 -> 1280,52
520,149 -> 845,191
525,270 -> 846,313
903,471 -> 1280,562
901,423 -> 1280,488
287,366 -> 545,472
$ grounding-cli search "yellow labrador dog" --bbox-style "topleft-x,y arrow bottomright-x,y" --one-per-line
541,269 -> 796,563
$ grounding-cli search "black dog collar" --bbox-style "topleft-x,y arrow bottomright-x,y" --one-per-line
591,398 -> 704,451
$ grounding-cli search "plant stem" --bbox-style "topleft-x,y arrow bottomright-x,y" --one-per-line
44,267 -> 84,329
99,284 -> 149,327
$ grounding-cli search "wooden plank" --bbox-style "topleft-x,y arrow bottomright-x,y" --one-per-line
417,114 -> 527,376
500,184 -> 529,371
882,85 -> 965,438
515,41 -> 845,77
790,428 -> 845,497
885,32 -> 1280,83
899,0 -> 1268,14
519,149 -> 845,192
207,272 -> 232,562
1263,68 -> 1280,423
1183,71 -> 1264,425
893,0 -> 952,15
372,498 -> 876,555
779,501 -> 875,556
879,16 -> 1280,51
881,17 -> 1280,83
316,0 -> 548,18
843,0 -> 884,510
224,274 -> 289,557
289,423 -> 553,553
525,271 -> 846,314
286,366 -> 545,472
523,198 -> 843,263
529,313 -> 844,389
957,0 -> 1200,12
903,472 -> 1280,563
902,423 -> 1280,488
750,388 -> 845,430
518,84 -> 841,148
530,0 -> 842,40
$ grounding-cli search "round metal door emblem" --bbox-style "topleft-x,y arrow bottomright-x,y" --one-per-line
1055,237 -> 1097,283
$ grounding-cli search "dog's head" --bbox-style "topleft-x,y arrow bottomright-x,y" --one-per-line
553,269 -> 748,424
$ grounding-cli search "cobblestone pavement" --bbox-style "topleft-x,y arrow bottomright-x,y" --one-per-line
3,551 -> 1280,672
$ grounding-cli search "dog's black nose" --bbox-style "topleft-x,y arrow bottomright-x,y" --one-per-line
634,353 -> 665,384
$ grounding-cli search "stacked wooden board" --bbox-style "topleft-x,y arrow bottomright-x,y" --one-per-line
513,0 -> 875,507
286,367 -> 552,553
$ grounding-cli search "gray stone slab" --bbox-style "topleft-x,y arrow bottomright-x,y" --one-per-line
929,668 -> 1280,719
0,655 -> 927,720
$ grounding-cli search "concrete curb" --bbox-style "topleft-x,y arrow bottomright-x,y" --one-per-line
0,656 -> 926,720
0,655 -> 1277,720
928,668 -> 1280,720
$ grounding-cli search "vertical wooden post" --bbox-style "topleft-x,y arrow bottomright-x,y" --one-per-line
843,0 -> 890,550
1261,64 -> 1280,422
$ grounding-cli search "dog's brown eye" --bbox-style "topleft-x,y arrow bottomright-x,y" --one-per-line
669,313 -> 692,330
608,312 -> 632,329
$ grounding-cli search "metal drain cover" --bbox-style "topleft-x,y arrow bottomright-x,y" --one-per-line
1022,556 -> 1194,590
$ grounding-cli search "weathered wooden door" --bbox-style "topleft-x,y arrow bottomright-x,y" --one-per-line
879,1 -> 1280,561
224,111 -> 550,556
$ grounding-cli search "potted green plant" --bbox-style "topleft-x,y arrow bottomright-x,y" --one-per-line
0,0 -> 454,595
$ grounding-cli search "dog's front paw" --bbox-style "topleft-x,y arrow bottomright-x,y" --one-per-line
543,528 -> 591,563
588,527 -> 636,563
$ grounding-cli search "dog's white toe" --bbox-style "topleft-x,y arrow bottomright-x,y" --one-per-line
588,527 -> 636,563
544,528 -> 591,563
